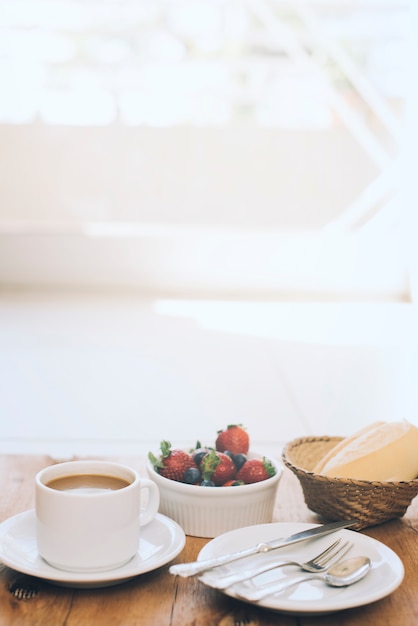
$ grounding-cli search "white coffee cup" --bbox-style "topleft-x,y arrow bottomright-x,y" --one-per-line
35,460 -> 160,572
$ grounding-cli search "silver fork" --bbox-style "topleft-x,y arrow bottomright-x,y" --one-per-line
233,541 -> 353,602
204,539 -> 352,590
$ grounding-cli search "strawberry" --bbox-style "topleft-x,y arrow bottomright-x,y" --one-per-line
201,450 -> 237,486
215,424 -> 249,455
149,441 -> 197,482
236,457 -> 276,484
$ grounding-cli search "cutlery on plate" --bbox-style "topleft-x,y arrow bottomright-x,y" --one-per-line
169,519 -> 357,578
203,538 -> 352,590
236,555 -> 371,602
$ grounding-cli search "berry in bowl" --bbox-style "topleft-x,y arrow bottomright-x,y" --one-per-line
147,425 -> 283,538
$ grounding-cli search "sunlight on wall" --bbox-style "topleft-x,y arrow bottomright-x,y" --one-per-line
154,299 -> 417,346
0,0 -> 412,299
0,0 -> 408,129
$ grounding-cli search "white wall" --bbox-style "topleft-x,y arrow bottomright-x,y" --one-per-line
0,124 -> 377,227
1,293 -> 416,457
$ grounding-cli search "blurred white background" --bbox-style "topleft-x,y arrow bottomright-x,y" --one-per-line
0,0 -> 417,457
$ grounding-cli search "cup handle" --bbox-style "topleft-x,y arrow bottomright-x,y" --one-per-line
139,479 -> 160,526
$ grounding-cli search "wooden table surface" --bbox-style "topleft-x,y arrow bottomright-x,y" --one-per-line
0,454 -> 417,626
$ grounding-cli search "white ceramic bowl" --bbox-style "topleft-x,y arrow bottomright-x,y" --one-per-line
146,452 -> 283,538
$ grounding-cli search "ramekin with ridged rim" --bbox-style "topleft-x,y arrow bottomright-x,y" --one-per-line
146,452 -> 283,538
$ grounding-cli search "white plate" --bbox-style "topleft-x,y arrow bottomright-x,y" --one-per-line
0,509 -> 185,588
198,522 -> 404,615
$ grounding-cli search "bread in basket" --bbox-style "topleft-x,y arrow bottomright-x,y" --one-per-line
282,435 -> 418,530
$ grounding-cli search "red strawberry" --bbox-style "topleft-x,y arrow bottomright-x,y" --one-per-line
201,450 -> 237,486
149,441 -> 197,482
215,424 -> 250,455
236,457 -> 276,484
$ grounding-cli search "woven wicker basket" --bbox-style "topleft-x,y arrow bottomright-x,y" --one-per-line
282,436 -> 418,530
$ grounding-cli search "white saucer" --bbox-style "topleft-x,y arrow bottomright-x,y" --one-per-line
0,509 -> 185,588
198,522 -> 404,615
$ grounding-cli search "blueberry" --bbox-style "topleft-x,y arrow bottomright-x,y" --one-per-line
192,448 -> 210,467
232,453 -> 247,470
184,467 -> 201,484
224,450 -> 234,459
200,479 -> 215,487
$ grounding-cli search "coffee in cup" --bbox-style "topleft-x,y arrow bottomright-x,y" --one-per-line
45,473 -> 131,493
35,460 -> 160,572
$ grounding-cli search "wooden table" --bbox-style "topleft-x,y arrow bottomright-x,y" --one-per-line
0,454 -> 417,626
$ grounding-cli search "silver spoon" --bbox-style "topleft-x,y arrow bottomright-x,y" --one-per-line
236,556 -> 372,602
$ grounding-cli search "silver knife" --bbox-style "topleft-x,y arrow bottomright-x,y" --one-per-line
169,519 -> 357,577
